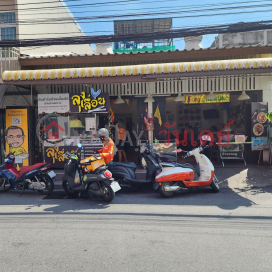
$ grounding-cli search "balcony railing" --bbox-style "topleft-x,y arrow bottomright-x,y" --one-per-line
0,47 -> 20,82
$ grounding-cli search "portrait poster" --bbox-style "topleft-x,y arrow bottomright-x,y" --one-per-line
5,109 -> 29,167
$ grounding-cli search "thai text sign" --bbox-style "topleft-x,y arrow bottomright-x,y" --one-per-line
70,90 -> 110,113
38,93 -> 70,114
183,93 -> 229,104
38,90 -> 110,114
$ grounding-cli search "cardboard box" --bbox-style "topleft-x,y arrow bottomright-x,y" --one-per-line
235,135 -> 246,142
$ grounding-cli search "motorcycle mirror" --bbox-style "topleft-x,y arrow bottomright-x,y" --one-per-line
78,143 -> 82,148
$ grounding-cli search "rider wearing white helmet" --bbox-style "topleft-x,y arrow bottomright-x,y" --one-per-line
97,128 -> 115,165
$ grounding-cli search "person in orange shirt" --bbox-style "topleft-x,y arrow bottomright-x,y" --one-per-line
115,122 -> 128,162
97,128 -> 115,165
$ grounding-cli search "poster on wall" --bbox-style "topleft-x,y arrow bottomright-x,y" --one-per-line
5,109 -> 29,167
38,93 -> 70,114
85,117 -> 96,132
176,104 -> 202,129
251,102 -> 269,151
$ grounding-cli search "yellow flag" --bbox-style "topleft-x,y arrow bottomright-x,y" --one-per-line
125,99 -> 129,105
154,105 -> 162,126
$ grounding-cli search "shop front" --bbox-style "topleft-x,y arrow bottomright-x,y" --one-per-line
37,91 -> 110,168
162,90 -> 266,165
2,57 -> 272,165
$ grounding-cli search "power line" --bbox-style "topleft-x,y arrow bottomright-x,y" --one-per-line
6,8 -> 272,37
1,20 -> 272,47
0,0 -> 137,8
12,6 -> 272,26
13,6 -> 272,36
0,0 -> 170,11
14,0 -> 272,15
3,0 -> 272,12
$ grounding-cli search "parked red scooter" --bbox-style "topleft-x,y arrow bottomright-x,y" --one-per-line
0,153 -> 55,194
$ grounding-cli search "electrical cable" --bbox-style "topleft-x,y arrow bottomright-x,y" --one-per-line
12,6 -> 272,25
1,0 -> 272,42
1,19 -> 272,47
13,12 -> 272,37
8,1 -> 272,23
3,0 -> 272,12
14,0 -> 272,15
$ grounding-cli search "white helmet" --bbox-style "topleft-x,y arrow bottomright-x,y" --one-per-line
98,128 -> 109,139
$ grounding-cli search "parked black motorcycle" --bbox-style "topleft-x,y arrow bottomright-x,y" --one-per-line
108,143 -> 161,188
62,144 -> 120,202
108,142 -> 193,189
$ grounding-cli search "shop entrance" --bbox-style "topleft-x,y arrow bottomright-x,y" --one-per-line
164,90 -> 264,164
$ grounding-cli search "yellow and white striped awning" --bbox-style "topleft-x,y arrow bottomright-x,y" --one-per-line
2,57 -> 272,83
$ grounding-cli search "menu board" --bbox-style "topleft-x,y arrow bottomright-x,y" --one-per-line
251,102 -> 269,151
177,104 -> 202,129
79,138 -> 103,160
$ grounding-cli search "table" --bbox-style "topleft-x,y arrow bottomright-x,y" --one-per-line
216,142 -> 252,167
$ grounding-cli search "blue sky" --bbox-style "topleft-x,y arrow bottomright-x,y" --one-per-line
64,0 -> 271,50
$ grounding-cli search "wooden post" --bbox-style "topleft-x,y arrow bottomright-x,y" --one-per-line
258,150 -> 262,165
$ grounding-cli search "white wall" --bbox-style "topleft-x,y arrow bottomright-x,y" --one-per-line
17,0 -> 94,55
258,75 -> 272,109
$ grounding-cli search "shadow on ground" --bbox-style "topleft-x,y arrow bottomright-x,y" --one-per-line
1,160 -> 271,214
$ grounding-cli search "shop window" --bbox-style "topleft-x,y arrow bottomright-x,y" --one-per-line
0,12 -> 15,24
1,27 -> 16,40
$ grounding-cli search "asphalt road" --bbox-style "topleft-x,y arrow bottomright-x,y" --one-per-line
0,183 -> 272,272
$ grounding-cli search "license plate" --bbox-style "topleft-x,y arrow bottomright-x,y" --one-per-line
110,181 -> 121,192
47,170 -> 56,178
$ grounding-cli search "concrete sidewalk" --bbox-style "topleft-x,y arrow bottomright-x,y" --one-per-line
52,164 -> 272,191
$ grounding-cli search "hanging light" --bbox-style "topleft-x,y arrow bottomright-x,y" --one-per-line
238,91 -> 250,100
144,94 -> 155,103
174,93 -> 185,102
115,95 -> 125,104
206,91 -> 217,100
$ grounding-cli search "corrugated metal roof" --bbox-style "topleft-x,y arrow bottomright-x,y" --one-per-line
19,44 -> 272,60
3,57 -> 272,83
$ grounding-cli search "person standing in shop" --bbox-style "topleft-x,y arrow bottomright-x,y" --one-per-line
116,121 -> 128,162
186,125 -> 193,151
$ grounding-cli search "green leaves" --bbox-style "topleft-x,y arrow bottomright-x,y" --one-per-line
265,111 -> 272,121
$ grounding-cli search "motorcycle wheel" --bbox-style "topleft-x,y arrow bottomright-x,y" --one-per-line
36,174 -> 54,195
0,178 -> 11,193
62,180 -> 77,196
211,175 -> 220,193
100,181 -> 115,202
159,182 -> 174,198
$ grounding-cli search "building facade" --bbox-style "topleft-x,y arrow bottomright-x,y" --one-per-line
0,0 -> 94,57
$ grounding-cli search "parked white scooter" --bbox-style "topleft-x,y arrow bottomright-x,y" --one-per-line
155,135 -> 220,198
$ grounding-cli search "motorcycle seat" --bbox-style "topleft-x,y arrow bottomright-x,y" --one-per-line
111,162 -> 137,169
19,162 -> 47,176
174,163 -> 194,169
